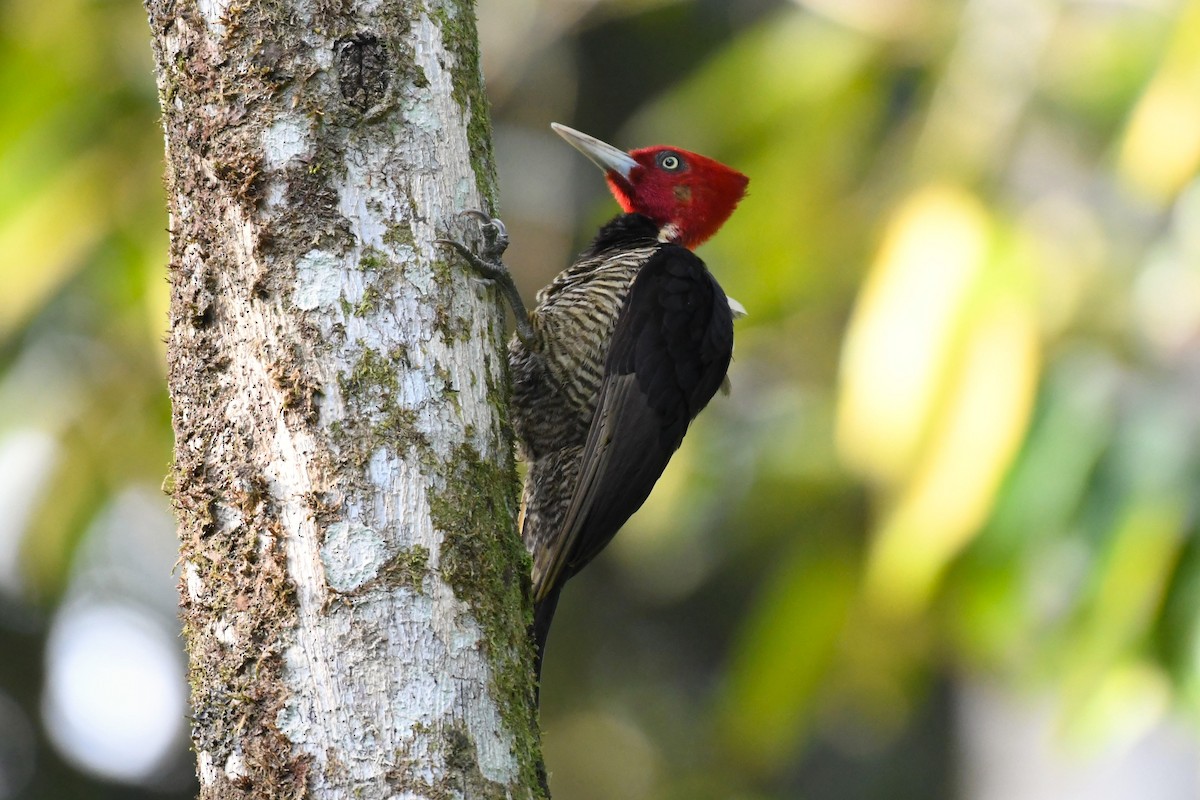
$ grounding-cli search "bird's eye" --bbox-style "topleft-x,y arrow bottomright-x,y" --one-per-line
657,152 -> 683,171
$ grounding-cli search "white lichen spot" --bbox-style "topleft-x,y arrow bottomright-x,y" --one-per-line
293,250 -> 344,310
392,242 -> 417,264
472,704 -> 520,785
442,621 -> 481,656
338,139 -> 397,248
401,97 -> 440,133
185,562 -> 206,602
214,617 -> 238,647
321,522 -> 388,593
422,584 -> 519,784
454,176 -> 473,211
196,0 -> 229,36
198,750 -> 218,786
261,115 -> 313,170
261,177 -> 287,213
225,749 -> 249,781
214,504 -> 244,536
276,642 -> 315,743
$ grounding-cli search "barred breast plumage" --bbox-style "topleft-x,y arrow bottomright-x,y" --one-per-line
510,242 -> 658,456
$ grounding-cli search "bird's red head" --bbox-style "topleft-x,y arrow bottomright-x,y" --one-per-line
552,123 -> 748,249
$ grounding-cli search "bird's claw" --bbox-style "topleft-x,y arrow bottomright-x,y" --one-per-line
437,211 -> 534,346
436,210 -> 510,280
459,209 -> 508,240
457,210 -> 509,264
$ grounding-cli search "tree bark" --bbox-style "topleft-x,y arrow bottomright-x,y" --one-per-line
145,0 -> 544,797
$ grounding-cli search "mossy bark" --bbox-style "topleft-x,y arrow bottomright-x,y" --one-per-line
145,0 -> 545,796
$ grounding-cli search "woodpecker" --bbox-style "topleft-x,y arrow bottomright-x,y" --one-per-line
443,123 -> 748,683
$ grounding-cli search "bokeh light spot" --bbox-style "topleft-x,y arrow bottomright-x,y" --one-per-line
42,601 -> 186,783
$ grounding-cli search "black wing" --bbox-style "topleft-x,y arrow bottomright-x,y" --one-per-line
532,245 -> 734,600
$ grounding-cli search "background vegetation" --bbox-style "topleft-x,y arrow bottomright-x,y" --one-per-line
0,0 -> 1197,797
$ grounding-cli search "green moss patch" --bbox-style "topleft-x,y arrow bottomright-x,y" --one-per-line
430,443 -> 545,797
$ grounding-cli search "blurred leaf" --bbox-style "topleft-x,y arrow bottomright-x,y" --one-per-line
836,185 -> 991,484
1117,0 -> 1200,200
717,540 -> 857,771
0,154 -> 108,339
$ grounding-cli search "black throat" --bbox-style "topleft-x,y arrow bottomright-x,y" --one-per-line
583,213 -> 661,256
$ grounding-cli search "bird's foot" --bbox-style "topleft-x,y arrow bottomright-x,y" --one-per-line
438,211 -> 533,345
438,210 -> 511,281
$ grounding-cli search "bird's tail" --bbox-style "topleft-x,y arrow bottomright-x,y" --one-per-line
528,591 -> 557,800
531,583 -> 563,699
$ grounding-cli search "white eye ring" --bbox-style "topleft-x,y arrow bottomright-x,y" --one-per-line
659,154 -> 681,170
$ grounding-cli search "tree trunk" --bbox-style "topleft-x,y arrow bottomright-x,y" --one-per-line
144,0 -> 544,797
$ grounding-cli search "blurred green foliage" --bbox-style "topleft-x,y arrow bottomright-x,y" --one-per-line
1,0 -> 1198,797
0,0 -> 169,603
